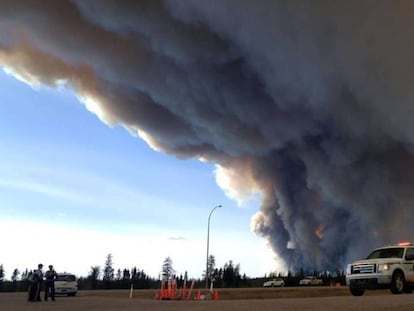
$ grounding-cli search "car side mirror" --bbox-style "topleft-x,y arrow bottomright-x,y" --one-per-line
405,254 -> 414,261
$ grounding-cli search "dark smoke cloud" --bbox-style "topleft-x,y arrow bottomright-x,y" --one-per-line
1,0 -> 414,271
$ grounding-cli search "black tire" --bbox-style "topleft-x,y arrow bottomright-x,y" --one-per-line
404,286 -> 413,294
390,271 -> 405,294
350,287 -> 365,296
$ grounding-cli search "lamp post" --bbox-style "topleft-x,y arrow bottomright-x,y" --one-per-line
206,204 -> 221,289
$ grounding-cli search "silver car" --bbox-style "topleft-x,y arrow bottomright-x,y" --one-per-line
263,278 -> 285,287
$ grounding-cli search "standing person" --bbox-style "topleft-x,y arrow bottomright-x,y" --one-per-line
27,269 -> 38,302
44,265 -> 57,301
35,264 -> 44,302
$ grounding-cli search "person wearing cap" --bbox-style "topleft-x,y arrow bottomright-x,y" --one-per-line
44,265 -> 57,301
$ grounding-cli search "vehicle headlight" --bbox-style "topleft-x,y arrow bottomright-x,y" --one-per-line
377,263 -> 391,272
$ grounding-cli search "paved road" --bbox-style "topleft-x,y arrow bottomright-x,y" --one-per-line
218,295 -> 414,311
1,290 -> 414,311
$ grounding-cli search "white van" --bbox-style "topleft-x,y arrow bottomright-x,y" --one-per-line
54,273 -> 78,296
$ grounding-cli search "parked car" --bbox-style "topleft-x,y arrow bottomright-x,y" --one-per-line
55,273 -> 78,296
299,276 -> 323,286
263,278 -> 285,287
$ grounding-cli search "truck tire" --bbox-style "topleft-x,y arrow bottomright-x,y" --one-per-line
390,271 -> 405,294
404,286 -> 413,294
350,287 -> 365,296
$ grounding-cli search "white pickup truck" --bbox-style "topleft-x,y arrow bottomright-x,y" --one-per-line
346,242 -> 414,296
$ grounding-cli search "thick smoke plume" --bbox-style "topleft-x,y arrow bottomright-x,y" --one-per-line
1,0 -> 414,271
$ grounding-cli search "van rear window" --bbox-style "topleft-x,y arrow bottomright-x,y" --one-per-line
56,275 -> 76,282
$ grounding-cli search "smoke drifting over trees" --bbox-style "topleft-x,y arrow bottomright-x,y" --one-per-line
1,0 -> 414,271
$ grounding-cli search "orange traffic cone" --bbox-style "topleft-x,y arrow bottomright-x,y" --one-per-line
196,289 -> 201,300
214,289 -> 219,301
186,280 -> 194,300
172,283 -> 176,300
164,288 -> 170,299
160,281 -> 165,299
182,280 -> 186,299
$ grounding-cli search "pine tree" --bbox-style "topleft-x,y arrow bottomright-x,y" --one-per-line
21,269 -> 29,280
0,265 -> 4,282
206,254 -> 216,278
161,257 -> 175,279
222,260 -> 241,287
89,266 -> 100,280
116,269 -> 121,281
103,254 -> 114,282
122,269 -> 130,280
88,266 -> 100,289
131,267 -> 137,280
11,269 -> 20,282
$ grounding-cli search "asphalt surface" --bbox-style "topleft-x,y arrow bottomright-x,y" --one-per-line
1,289 -> 414,311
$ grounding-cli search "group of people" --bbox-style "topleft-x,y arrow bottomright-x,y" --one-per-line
28,263 -> 58,302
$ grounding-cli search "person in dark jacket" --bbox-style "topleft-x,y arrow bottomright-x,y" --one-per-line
44,265 -> 57,301
35,264 -> 44,302
27,269 -> 38,302
27,264 -> 43,302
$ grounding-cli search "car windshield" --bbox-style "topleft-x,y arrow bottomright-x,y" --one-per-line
56,275 -> 76,282
366,247 -> 404,259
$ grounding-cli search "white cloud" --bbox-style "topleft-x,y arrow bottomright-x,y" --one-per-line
0,177 -> 94,205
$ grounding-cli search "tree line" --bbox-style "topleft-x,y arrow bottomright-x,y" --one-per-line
0,254 -> 346,292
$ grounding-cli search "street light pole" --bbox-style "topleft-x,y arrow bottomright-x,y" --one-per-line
206,204 -> 221,289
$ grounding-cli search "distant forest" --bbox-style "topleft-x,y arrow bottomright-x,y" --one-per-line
0,254 -> 346,292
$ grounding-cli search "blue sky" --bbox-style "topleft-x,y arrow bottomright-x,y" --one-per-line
0,68 -> 276,280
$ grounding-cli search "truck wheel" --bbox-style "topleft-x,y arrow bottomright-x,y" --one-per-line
350,287 -> 365,296
390,271 -> 405,294
404,286 -> 413,294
